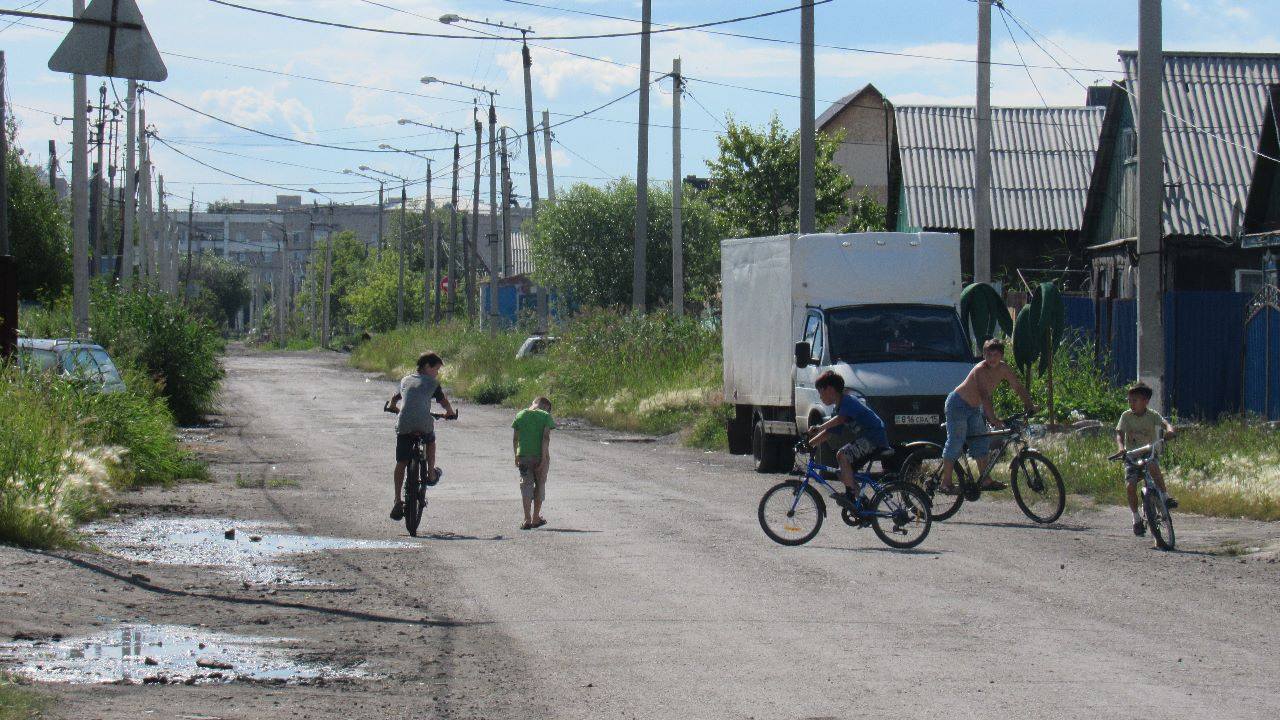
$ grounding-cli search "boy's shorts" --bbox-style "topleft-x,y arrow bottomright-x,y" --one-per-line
396,431 -> 436,463
942,391 -> 991,461
517,456 -> 546,502
836,436 -> 883,470
1125,457 -> 1158,485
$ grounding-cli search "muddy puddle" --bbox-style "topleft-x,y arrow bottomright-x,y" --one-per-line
1,624 -> 365,685
86,517 -> 413,584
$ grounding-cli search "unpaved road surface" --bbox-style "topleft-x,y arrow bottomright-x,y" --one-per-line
4,348 -> 1279,719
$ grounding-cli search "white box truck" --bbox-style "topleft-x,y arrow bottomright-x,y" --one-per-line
722,232 -> 976,472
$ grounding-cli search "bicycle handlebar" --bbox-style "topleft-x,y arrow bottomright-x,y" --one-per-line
382,400 -> 458,420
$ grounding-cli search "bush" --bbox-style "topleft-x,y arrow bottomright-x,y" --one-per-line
472,376 -> 520,405
995,331 -> 1129,422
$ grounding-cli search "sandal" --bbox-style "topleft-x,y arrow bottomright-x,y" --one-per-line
520,521 -> 533,530
389,501 -> 404,521
532,518 -> 548,529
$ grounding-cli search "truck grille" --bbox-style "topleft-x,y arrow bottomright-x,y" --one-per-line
864,395 -> 946,446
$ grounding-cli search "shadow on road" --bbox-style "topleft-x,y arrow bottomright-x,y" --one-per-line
946,520 -> 1092,532
536,528 -> 603,534
810,545 -> 944,556
412,532 -> 508,541
37,550 -> 490,629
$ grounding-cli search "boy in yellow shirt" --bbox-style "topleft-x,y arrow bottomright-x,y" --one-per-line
1115,382 -> 1177,536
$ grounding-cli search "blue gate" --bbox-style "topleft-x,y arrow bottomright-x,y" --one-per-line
1243,286 -> 1280,420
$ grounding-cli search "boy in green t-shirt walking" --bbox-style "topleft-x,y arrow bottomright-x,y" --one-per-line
512,397 -> 556,529
1116,382 -> 1177,537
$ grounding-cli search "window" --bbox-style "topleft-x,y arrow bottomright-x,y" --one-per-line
63,349 -> 102,380
826,304 -> 969,364
88,349 -> 124,386
19,348 -> 57,372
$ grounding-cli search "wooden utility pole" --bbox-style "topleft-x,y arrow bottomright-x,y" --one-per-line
632,0 -> 653,313
799,0 -> 815,235
974,0 -> 993,283
121,80 -> 137,289
1137,0 -> 1165,406
671,58 -> 684,317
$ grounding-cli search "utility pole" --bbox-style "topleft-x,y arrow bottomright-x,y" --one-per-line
156,174 -> 166,293
121,80 -> 137,290
90,82 -> 106,276
520,36 -> 547,331
397,180 -> 406,326
138,114 -> 152,283
542,109 -> 556,202
423,160 -> 433,326
48,140 -> 57,191
1137,0 -> 1165,406
500,127 -> 512,277
375,180 -> 385,260
799,0 -> 816,235
184,191 -> 194,301
308,204 -> 317,340
434,219 -> 443,322
71,0 -> 89,335
277,220 -> 288,342
470,106 -> 482,321
974,0 -> 993,283
0,52 -> 8,257
448,134 -> 460,317
322,204 -> 334,346
489,102 -> 499,331
671,58 -> 684,317
632,0 -> 653,313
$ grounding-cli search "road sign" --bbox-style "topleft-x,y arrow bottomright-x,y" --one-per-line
440,276 -> 450,292
48,0 -> 167,81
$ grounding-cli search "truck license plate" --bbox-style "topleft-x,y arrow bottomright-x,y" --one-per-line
895,414 -> 939,426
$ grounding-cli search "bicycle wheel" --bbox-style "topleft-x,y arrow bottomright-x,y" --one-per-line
899,445 -> 965,521
404,459 -> 424,536
1143,487 -> 1175,551
758,481 -> 824,546
868,482 -> 932,549
1010,450 -> 1066,524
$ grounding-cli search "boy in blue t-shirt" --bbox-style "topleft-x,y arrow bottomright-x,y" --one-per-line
807,370 -> 890,511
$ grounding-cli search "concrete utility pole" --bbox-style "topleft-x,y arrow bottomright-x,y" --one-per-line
138,110 -> 151,282
184,191 -> 194,301
520,37 -> 547,331
424,161 -> 433,326
973,0 -> 993,283
322,205 -> 334,346
72,0 -> 89,334
542,109 -> 556,202
375,181 -> 385,260
500,127 -> 512,277
0,52 -> 8,257
488,102 -> 499,330
632,0 -> 653,313
448,135 -> 460,316
398,180 -> 406,326
798,0 -> 816,235
308,205 -> 317,339
434,219 -> 443,322
671,58 -> 684,317
48,140 -> 57,191
471,107 -> 482,320
1137,0 -> 1165,406
156,174 -> 166,293
277,220 -> 288,342
121,80 -> 137,289
90,82 -> 106,276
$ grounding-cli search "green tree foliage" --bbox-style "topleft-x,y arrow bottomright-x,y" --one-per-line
530,180 -> 723,309
705,115 -> 853,237
341,249 -> 426,333
844,188 -> 888,232
187,251 -> 250,328
6,150 -> 71,300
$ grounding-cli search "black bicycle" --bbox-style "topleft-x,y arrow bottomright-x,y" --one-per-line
383,402 -> 456,536
899,413 -> 1065,524
1109,433 -> 1175,550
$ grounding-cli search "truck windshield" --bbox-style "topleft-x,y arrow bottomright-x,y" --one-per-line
826,304 -> 970,364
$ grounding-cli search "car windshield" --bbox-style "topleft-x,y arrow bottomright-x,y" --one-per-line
20,348 -> 58,371
90,349 -> 123,385
825,304 -> 970,364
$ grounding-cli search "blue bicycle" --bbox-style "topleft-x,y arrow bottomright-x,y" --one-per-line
758,442 -> 932,549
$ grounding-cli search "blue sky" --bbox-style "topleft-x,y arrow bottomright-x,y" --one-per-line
3,0 -> 1278,208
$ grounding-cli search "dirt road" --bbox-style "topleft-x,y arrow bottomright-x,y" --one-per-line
3,348 -> 1278,719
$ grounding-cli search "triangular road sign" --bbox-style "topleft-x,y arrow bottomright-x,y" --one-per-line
48,0 -> 167,81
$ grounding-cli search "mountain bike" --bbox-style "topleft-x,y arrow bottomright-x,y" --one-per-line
758,441 -> 932,549
898,413 -> 1065,524
383,402 -> 456,537
1109,433 -> 1175,550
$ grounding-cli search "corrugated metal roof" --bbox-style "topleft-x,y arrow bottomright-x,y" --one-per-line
895,105 -> 1104,232
1119,51 -> 1280,237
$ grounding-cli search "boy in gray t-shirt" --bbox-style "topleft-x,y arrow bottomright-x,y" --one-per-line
387,352 -> 456,521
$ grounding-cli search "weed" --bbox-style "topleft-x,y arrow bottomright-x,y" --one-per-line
0,676 -> 49,720
234,475 -> 300,489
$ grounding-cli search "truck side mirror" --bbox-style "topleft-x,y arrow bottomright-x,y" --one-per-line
794,341 -> 813,369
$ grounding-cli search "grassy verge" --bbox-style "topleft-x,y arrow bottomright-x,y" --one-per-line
0,677 -> 49,720
350,309 -> 729,448
1,365 -> 205,548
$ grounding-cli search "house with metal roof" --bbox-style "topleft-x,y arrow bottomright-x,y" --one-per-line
1082,51 -> 1280,297
888,103 -> 1105,283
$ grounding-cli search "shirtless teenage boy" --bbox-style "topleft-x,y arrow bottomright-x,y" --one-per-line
940,338 -> 1034,494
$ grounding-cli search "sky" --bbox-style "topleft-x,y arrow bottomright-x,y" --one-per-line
2,0 -> 1278,209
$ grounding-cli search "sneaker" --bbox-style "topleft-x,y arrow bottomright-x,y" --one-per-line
390,501 -> 404,521
1165,496 -> 1178,509
832,491 -> 858,512
1132,519 -> 1146,536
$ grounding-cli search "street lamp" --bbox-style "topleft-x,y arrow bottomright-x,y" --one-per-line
439,10 -> 544,330
402,120 -> 465,318
362,166 -> 409,327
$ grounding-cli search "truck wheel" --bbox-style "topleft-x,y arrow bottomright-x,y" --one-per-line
752,417 -> 794,473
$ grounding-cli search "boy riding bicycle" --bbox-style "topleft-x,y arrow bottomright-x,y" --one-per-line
387,352 -> 456,521
940,338 -> 1034,495
807,370 -> 890,512
1116,382 -> 1177,536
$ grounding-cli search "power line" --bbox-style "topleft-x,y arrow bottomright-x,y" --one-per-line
149,134 -> 378,195
206,0 -> 833,42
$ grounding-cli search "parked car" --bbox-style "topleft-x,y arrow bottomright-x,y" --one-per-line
16,338 -> 128,394
515,334 -> 558,359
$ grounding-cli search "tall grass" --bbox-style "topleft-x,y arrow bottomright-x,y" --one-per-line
994,332 -> 1129,422
0,677 -> 48,720
351,309 -> 728,446
0,365 -> 204,548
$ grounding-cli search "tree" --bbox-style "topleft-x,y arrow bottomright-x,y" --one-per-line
705,115 -> 853,237
188,251 -> 250,328
844,189 -> 888,233
6,150 -> 71,301
298,230 -> 370,337
530,180 -> 723,309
